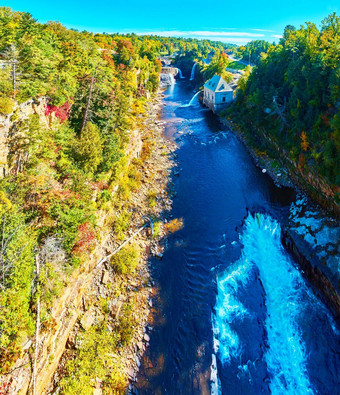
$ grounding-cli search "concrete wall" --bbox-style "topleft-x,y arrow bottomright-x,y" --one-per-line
203,88 -> 215,111
203,88 -> 233,113
215,90 -> 233,105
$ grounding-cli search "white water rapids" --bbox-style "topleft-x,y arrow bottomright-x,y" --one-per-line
213,213 -> 315,394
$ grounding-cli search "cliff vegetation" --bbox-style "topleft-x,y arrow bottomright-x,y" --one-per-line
227,13 -> 340,212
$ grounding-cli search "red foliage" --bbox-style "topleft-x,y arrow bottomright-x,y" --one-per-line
72,222 -> 97,257
91,180 -> 108,191
101,51 -> 116,68
321,113 -> 330,126
117,39 -> 134,54
45,102 -> 71,123
0,379 -> 12,394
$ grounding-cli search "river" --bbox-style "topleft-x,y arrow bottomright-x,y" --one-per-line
134,80 -> 340,394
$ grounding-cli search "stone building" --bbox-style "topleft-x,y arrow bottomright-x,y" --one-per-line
203,75 -> 233,113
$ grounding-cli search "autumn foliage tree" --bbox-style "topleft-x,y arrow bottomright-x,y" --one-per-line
74,122 -> 103,174
229,12 -> 340,188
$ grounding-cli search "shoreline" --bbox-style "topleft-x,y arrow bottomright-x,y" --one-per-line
224,118 -> 339,218
49,90 -> 177,393
222,117 -> 340,321
222,118 -> 294,190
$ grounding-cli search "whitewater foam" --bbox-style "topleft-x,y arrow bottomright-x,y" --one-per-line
212,259 -> 253,364
213,213 -> 314,394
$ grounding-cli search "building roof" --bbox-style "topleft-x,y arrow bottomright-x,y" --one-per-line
204,75 -> 233,93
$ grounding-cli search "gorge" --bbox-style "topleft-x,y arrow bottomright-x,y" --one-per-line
134,79 -> 340,394
0,7 -> 339,394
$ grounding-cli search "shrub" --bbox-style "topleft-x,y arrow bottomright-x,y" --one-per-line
59,325 -> 124,394
0,97 -> 15,115
99,189 -> 111,203
72,222 -> 97,258
127,165 -> 142,191
110,244 -> 140,276
45,101 -> 71,123
148,190 -> 157,208
114,210 -> 131,240
152,220 -> 162,238
117,303 -> 136,346
140,140 -> 151,161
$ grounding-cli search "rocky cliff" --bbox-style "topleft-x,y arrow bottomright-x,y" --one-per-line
0,92 -> 175,394
0,97 -> 51,176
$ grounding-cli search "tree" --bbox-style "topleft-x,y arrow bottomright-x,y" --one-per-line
236,40 -> 271,65
74,122 -> 103,174
0,193 -> 36,373
301,131 -> 309,151
228,13 -> 340,188
203,52 -> 231,81
237,65 -> 252,93
0,43 -> 20,95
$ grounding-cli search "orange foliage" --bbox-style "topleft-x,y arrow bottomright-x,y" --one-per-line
155,59 -> 163,73
298,153 -> 306,169
301,131 -> 309,151
164,218 -> 184,234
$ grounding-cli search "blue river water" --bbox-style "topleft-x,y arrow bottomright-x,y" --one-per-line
135,80 -> 340,394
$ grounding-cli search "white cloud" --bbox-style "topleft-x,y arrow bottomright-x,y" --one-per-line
188,31 -> 265,37
212,37 -> 257,44
272,34 -> 283,38
132,30 -> 265,38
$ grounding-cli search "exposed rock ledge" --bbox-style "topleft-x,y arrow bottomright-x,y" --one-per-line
282,228 -> 340,321
222,118 -> 340,322
0,91 -> 176,394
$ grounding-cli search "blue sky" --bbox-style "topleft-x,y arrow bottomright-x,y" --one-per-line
4,0 -> 339,44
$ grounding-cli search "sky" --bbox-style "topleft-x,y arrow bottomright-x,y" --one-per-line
4,0 -> 340,44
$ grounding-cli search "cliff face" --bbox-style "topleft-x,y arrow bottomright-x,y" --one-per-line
224,119 -> 340,322
249,125 -> 339,217
282,229 -> 340,320
0,98 -> 143,394
5,239 -> 109,394
0,92 -> 175,394
286,196 -> 340,319
0,97 -> 51,176
50,96 -> 175,393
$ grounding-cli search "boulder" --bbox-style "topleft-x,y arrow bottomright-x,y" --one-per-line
101,270 -> 109,284
80,310 -> 95,330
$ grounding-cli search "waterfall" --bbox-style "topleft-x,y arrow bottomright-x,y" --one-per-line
169,74 -> 175,85
188,91 -> 200,105
180,91 -> 201,108
213,213 -> 314,394
177,68 -> 184,78
190,63 -> 198,81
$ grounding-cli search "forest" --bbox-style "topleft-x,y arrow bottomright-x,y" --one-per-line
0,6 -> 229,393
234,40 -> 272,65
1,4 -> 339,393
228,13 -> 340,206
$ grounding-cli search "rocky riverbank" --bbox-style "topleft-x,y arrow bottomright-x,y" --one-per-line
48,91 -> 177,394
223,118 -> 294,189
223,117 -> 340,321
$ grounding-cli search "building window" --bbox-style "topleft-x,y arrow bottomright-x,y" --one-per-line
222,97 -> 226,102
